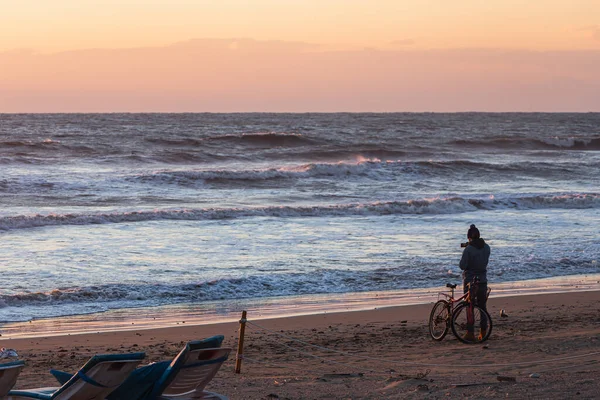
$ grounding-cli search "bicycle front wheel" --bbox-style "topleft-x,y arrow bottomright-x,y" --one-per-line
428,300 -> 451,340
451,303 -> 493,344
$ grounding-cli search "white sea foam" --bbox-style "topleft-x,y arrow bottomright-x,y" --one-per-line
539,136 -> 594,148
2,255 -> 599,323
131,158 -> 393,185
0,193 -> 598,231
126,158 -> 597,187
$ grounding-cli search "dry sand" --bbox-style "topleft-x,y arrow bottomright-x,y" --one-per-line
2,290 -> 599,399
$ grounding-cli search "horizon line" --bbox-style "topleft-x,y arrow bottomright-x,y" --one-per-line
2,111 -> 600,115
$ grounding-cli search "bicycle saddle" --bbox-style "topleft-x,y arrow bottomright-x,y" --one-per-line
446,283 -> 457,289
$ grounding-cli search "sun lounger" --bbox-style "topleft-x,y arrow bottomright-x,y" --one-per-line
149,346 -> 231,400
107,335 -> 228,400
0,361 -> 25,398
7,352 -> 145,400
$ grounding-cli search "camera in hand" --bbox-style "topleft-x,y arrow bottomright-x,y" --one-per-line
460,242 -> 469,248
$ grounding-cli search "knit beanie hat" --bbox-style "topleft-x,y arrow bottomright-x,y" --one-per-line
467,224 -> 480,239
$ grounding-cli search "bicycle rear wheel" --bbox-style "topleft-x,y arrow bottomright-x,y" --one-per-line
451,303 -> 493,344
428,300 -> 451,340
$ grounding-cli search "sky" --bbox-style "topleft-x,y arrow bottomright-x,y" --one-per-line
1,0 -> 599,112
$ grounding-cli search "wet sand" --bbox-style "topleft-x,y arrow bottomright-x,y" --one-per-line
3,290 -> 600,399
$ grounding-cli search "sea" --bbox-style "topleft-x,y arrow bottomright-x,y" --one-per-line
1,113 -> 599,337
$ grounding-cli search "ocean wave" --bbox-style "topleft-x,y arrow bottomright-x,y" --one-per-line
144,137 -> 204,146
291,149 -> 409,161
1,193 -> 598,231
0,139 -> 101,162
0,139 -> 60,148
0,270 -> 421,311
146,132 -> 316,147
127,158 -> 596,187
2,256 -> 597,318
2,158 -> 590,194
538,137 -> 600,149
206,132 -> 316,147
451,137 -> 600,150
128,158 -> 394,185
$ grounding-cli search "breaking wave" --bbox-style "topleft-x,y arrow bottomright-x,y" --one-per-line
1,193 -> 598,231
127,158 -> 596,186
4,158 -> 594,194
128,159 -> 395,185
2,255 -> 598,322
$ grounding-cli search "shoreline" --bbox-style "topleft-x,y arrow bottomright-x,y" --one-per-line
2,273 -> 599,340
3,289 -> 600,399
3,289 -> 599,349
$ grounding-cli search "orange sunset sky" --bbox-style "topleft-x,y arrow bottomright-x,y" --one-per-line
1,0 -> 599,112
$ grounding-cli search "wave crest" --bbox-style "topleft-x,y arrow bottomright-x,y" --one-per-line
127,158 -> 596,187
452,137 -> 600,150
129,158 -> 391,185
2,255 -> 598,322
207,132 -> 315,147
1,193 -> 598,231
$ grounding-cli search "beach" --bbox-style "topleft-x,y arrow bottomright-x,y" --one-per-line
3,290 -> 599,399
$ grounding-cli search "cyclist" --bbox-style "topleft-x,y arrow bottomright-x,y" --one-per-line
459,224 -> 491,341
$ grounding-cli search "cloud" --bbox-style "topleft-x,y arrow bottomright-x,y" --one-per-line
1,39 -> 599,112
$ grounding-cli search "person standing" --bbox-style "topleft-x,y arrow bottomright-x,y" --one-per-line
459,224 -> 491,341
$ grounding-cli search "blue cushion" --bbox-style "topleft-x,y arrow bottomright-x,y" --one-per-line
49,370 -> 72,386
186,335 -> 225,352
7,388 -> 54,400
106,361 -> 170,400
0,360 -> 25,368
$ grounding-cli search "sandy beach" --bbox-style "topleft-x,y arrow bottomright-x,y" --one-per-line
2,290 -> 598,399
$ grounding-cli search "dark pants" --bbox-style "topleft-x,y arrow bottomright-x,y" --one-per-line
463,281 -> 489,332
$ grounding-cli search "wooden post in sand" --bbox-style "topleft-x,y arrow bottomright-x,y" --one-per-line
235,310 -> 247,374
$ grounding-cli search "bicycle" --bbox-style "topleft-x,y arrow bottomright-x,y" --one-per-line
428,277 -> 493,344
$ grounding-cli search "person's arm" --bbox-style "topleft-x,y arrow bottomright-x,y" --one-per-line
459,248 -> 469,270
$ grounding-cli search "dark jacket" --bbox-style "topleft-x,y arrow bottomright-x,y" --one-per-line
459,238 -> 490,283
